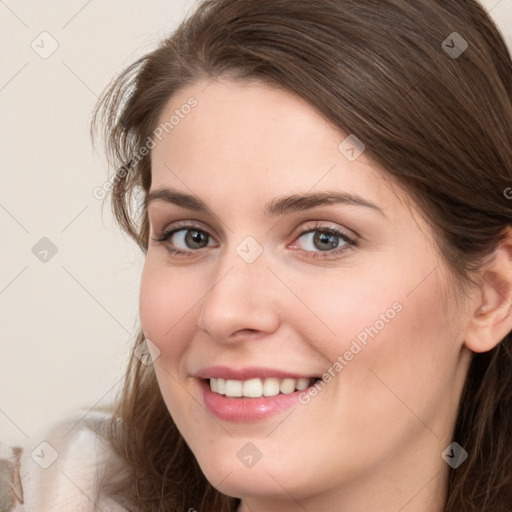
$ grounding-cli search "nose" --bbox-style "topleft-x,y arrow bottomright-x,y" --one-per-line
196,249 -> 281,344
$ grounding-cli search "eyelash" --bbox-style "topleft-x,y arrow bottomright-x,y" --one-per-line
151,221 -> 358,260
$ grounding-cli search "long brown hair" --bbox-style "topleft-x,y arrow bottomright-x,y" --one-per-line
92,1 -> 512,510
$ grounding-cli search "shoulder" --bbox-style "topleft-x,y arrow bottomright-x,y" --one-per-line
0,408 -> 131,512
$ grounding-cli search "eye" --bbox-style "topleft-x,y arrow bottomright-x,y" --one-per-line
151,221 -> 357,260
152,224 -> 216,256
290,222 -> 357,259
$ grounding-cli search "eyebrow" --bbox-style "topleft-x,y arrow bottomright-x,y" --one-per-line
145,188 -> 385,218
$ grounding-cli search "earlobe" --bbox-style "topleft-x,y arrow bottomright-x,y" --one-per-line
464,230 -> 512,353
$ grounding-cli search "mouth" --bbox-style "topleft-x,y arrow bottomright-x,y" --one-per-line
195,366 -> 324,421
207,376 -> 320,398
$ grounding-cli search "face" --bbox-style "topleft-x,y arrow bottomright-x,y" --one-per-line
140,79 -> 472,510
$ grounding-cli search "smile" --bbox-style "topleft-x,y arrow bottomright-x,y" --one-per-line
208,377 -> 317,398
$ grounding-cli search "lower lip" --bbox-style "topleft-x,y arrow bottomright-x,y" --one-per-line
199,379 -> 309,422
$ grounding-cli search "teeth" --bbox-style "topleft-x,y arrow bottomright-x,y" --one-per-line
243,378 -> 263,397
262,377 -> 280,397
209,377 -> 315,397
216,378 -> 226,394
225,379 -> 243,397
296,377 -> 310,391
280,378 -> 296,394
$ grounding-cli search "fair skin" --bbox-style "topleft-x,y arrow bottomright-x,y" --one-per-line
139,78 -> 512,512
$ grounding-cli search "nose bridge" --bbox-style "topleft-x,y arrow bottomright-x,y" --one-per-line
197,238 -> 280,340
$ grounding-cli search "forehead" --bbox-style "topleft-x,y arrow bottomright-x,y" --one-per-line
149,79 -> 408,219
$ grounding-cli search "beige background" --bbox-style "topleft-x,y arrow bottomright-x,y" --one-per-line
1,0 -> 511,446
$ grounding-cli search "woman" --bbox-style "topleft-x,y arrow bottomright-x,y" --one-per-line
2,0 -> 511,510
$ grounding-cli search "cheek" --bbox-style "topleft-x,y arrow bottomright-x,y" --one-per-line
139,257 -> 203,359
287,265 -> 410,361
293,243 -> 450,358
294,258 -> 457,403
138,258 -> 204,427
329,273 -> 457,434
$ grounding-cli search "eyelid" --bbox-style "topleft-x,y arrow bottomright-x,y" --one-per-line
153,220 -> 354,242
291,221 -> 356,241
154,220 -> 219,240
154,218 -> 356,239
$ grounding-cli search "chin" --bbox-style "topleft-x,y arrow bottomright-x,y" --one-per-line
192,441 -> 317,501
201,462 -> 293,500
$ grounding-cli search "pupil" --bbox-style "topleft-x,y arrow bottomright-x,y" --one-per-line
188,230 -> 206,248
315,232 -> 338,251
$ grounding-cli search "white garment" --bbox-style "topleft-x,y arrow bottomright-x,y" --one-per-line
0,409 -> 131,512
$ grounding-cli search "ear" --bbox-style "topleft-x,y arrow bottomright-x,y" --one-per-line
464,227 -> 512,353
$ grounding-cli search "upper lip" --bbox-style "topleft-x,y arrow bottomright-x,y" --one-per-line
195,366 -> 320,380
